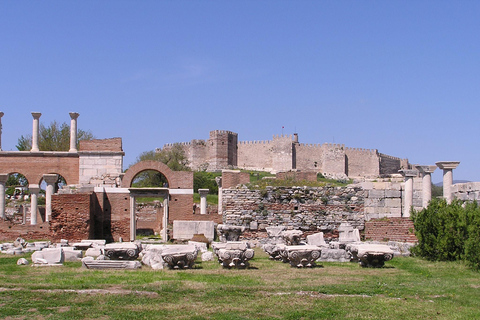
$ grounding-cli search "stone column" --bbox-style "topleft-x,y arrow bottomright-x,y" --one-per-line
198,189 -> 209,215
0,112 -> 4,151
43,174 -> 58,222
69,112 -> 79,152
0,174 -> 8,220
436,161 -> 460,203
130,195 -> 136,241
29,184 -> 40,225
161,197 -> 169,241
416,165 -> 437,208
31,112 -> 42,152
399,169 -> 418,217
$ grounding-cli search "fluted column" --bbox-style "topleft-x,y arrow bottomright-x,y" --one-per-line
31,112 -> 41,152
436,161 -> 460,203
29,184 -> 40,225
199,189 -> 209,215
399,169 -> 418,217
0,174 -> 8,220
43,174 -> 58,222
416,165 -> 437,208
69,112 -> 79,152
0,112 -> 4,151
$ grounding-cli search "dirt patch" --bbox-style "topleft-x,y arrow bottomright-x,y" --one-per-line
0,287 -> 158,296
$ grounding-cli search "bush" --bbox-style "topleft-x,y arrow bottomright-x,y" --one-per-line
412,198 -> 480,269
193,171 -> 221,194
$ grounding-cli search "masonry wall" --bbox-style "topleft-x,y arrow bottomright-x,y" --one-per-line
237,140 -> 275,172
50,193 -> 95,242
452,182 -> 480,201
0,152 -> 79,185
379,153 -> 406,176
321,144 -> 346,177
294,143 -> 323,171
345,148 -> 380,178
364,217 -> 417,242
79,138 -> 123,152
222,171 -> 250,188
276,171 -> 318,182
78,153 -> 124,185
0,223 -> 51,242
222,186 -> 366,235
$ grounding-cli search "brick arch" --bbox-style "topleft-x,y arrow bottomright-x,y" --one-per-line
122,161 -> 179,188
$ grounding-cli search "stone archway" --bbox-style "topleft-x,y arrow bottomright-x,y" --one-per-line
122,161 -> 177,188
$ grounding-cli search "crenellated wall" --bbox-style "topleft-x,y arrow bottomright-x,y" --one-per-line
162,130 -> 409,178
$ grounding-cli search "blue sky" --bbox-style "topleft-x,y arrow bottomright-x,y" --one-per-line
1,1 -> 479,183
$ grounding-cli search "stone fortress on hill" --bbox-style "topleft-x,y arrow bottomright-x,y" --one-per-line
160,130 -> 410,179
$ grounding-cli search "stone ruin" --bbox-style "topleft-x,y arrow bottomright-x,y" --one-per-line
260,222 -> 403,268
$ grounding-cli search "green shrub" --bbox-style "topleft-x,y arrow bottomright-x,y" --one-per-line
412,198 -> 480,269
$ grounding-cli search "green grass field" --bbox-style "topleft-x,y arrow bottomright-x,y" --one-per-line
1,249 -> 479,319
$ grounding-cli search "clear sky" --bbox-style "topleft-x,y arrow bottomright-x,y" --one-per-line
1,1 -> 479,183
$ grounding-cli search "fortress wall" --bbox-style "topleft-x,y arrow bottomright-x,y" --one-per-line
185,140 -> 208,171
271,135 -> 294,172
321,143 -> 346,176
238,140 -> 274,171
379,153 -> 407,175
207,130 -> 238,171
345,148 -> 380,178
294,143 -> 323,171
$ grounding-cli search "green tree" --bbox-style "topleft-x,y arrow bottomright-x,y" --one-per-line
131,144 -> 190,187
16,120 -> 94,151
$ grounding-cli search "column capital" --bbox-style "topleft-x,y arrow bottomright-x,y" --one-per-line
198,189 -> 209,196
399,169 -> 418,178
28,184 -> 40,193
43,174 -> 58,184
0,174 -> 8,183
0,112 -> 4,118
69,112 -> 80,120
436,161 -> 460,170
416,165 -> 437,175
31,112 -> 42,120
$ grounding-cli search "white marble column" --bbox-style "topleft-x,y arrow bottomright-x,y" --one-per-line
29,184 -> 40,225
436,161 -> 460,204
161,198 -> 169,241
416,165 -> 437,208
199,189 -> 209,215
43,174 -> 58,222
130,195 -> 136,241
0,174 -> 8,220
400,169 -> 418,217
31,112 -> 41,152
69,112 -> 80,152
0,112 -> 4,151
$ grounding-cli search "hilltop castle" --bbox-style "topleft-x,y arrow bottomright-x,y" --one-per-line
160,130 -> 410,178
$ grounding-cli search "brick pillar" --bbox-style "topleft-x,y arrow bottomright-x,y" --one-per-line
0,112 -> 4,151
416,165 -> 437,208
43,174 -> 58,222
69,112 -> 79,152
31,112 -> 41,152
399,169 -> 418,217
199,189 -> 209,214
436,161 -> 460,203
0,174 -> 8,220
29,184 -> 40,225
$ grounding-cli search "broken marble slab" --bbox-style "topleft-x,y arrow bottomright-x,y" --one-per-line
82,257 -> 141,270
31,248 -> 64,266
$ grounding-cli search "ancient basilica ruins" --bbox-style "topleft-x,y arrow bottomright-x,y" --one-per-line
0,112 -> 476,252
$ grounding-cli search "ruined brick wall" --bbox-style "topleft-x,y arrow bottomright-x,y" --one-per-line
79,138 -> 123,152
101,191 -> 130,242
50,193 -> 94,242
276,171 -> 317,182
0,222 -> 51,242
136,203 -> 163,234
345,148 -> 380,178
222,186 -> 366,233
364,217 -> 417,242
0,152 -> 79,185
222,171 -> 250,189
